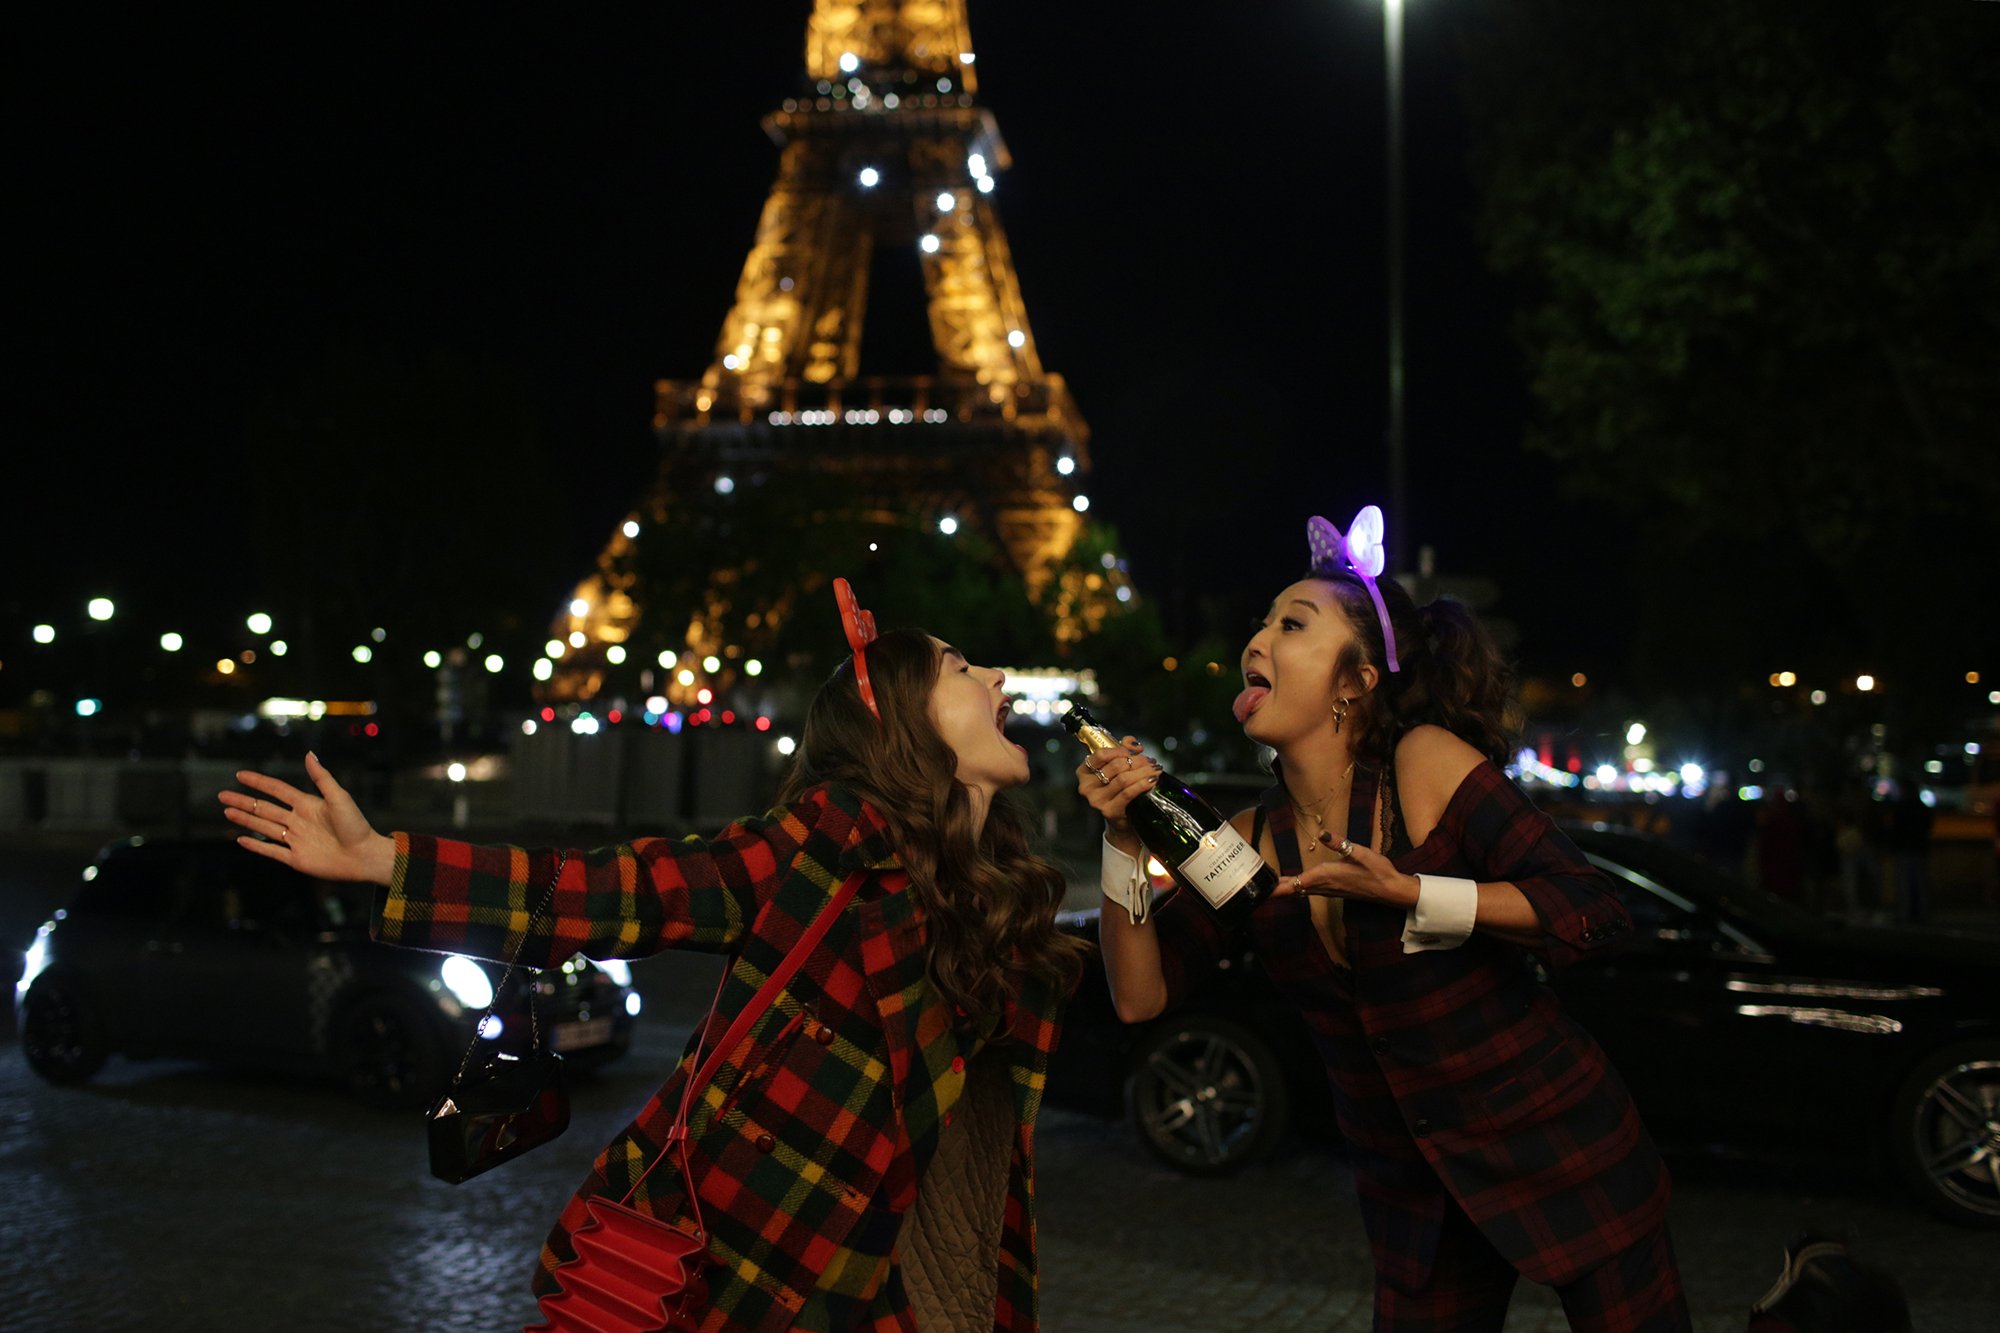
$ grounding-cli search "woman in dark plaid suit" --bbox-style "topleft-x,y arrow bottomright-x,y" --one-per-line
1080,517 -> 1691,1332
225,618 -> 1088,1333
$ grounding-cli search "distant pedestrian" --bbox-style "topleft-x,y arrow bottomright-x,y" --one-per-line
1885,786 -> 1934,924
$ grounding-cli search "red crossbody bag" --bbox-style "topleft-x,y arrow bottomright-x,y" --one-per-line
528,872 -> 865,1333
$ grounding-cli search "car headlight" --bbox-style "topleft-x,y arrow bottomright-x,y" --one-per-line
440,954 -> 494,1009
592,957 -> 633,988
15,922 -> 54,1000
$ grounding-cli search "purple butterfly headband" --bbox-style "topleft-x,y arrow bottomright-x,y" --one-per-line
1307,507 -> 1401,673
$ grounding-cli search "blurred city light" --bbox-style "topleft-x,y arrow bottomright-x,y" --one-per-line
351,646 -> 372,664
677,668 -> 695,686
532,659 -> 554,681
423,651 -> 443,668
858,166 -> 880,188
467,632 -> 484,649
1055,455 -> 1075,476
935,191 -> 956,212
159,632 -> 183,652
370,627 -> 386,643
570,598 -> 590,616
447,762 -> 467,783
1856,675 -> 1876,692
483,655 -> 503,674
1007,330 -> 1025,348
702,655 -> 720,672
745,659 -> 763,676
247,613 -> 272,634
545,639 -> 564,658
1810,690 -> 1827,705
1072,495 -> 1090,512
622,520 -> 640,538
714,475 -> 735,494
217,659 -> 236,675
776,736 -> 798,756
270,640 -> 288,656
521,719 -> 537,736
919,234 -> 940,254
607,645 -> 627,665
938,516 -> 959,535
567,631 -> 586,649
1571,673 -> 1588,687
1626,722 -> 1646,745
32,625 -> 55,644
87,598 -> 114,622
658,650 -> 677,668
75,699 -> 101,717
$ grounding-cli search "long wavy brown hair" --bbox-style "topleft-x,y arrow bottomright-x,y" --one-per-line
1307,571 -> 1522,772
777,629 -> 1088,1026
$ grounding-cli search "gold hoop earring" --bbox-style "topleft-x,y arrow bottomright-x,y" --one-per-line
1331,696 -> 1350,733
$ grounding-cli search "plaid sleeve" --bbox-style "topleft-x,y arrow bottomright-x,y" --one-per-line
1423,761 -> 1633,970
1148,886 -> 1228,1011
374,789 -> 845,968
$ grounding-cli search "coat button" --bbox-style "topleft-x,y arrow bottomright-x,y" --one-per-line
1413,1117 -> 1431,1138
754,1132 -> 775,1153
950,1056 -> 966,1074
1371,1036 -> 1390,1055
813,1023 -> 836,1047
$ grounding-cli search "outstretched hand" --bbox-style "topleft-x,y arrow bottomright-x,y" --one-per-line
1281,831 -> 1421,909
218,752 -> 397,886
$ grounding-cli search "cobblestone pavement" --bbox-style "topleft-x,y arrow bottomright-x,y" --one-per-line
5,943 -> 1998,1333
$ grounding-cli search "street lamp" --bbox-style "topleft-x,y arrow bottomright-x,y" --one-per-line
1383,0 -> 1408,574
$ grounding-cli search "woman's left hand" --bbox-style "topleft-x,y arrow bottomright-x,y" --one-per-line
1283,832 -> 1421,909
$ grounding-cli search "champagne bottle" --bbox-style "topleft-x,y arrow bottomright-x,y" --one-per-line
1062,703 -> 1275,928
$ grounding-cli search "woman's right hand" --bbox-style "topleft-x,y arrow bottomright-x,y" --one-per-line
1074,736 -> 1160,839
218,752 -> 397,885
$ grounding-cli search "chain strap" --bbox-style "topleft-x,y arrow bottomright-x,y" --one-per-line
447,852 -> 567,1088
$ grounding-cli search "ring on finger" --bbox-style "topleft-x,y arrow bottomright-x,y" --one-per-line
1335,838 -> 1353,859
1096,769 -> 1111,786
252,800 -> 261,816
1083,761 -> 1102,776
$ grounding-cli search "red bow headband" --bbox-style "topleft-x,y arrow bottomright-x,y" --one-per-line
833,577 -> 880,719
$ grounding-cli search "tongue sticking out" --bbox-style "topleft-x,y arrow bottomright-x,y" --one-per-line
1231,686 -> 1269,723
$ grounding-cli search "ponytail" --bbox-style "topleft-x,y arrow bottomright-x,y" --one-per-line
1312,573 -> 1520,770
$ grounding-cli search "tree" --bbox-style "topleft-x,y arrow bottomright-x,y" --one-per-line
1461,1 -> 2000,703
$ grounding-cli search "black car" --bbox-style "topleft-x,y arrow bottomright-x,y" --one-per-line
14,836 -> 640,1107
1046,823 -> 2000,1228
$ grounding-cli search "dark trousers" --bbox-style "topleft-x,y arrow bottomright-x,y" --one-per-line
1373,1198 -> 1690,1333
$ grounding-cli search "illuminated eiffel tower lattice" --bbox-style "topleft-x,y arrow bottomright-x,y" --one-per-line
543,0 -> 1122,707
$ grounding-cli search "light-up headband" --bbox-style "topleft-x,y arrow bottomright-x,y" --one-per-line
1306,507 -> 1401,673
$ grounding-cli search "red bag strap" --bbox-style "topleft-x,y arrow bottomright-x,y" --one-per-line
620,871 -> 867,1229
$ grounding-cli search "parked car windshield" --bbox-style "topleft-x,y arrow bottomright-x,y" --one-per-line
1574,827 -> 1826,939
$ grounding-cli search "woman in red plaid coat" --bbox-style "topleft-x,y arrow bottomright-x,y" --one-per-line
225,616 -> 1087,1333
1081,512 -> 1690,1332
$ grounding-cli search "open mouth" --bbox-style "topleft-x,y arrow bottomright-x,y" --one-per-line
1232,672 -> 1271,723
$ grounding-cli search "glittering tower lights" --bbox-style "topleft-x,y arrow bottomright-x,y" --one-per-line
545,0 -> 1112,706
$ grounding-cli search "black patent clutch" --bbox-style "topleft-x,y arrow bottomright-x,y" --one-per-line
427,1047 -> 570,1183
426,854 -> 571,1184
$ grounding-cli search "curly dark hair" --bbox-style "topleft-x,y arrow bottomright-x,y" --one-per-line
777,628 -> 1088,1025
1305,570 -> 1522,771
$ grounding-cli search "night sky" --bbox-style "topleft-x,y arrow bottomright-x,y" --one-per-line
14,3 -> 1606,679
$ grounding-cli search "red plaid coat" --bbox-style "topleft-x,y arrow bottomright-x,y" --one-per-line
1154,760 -> 1671,1289
376,783 -> 1064,1333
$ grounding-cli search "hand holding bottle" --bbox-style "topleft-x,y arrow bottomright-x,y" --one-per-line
1073,735 -> 1161,839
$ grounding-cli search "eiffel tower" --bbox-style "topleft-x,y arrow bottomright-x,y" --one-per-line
546,0 -> 1113,706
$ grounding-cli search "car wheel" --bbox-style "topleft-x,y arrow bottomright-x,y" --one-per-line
20,977 -> 109,1085
1890,1040 -> 2000,1228
1129,1013 -> 1289,1175
336,994 -> 446,1109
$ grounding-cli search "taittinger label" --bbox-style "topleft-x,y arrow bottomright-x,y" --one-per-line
1176,825 -> 1261,909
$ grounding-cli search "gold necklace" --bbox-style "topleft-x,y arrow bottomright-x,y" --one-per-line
1289,761 -> 1358,839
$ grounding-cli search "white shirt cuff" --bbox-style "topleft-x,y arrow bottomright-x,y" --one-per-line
1401,874 -> 1477,953
1101,835 -> 1150,924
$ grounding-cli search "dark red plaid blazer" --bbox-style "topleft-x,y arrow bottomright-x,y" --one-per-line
376,783 -> 1063,1333
1153,759 -> 1671,1290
